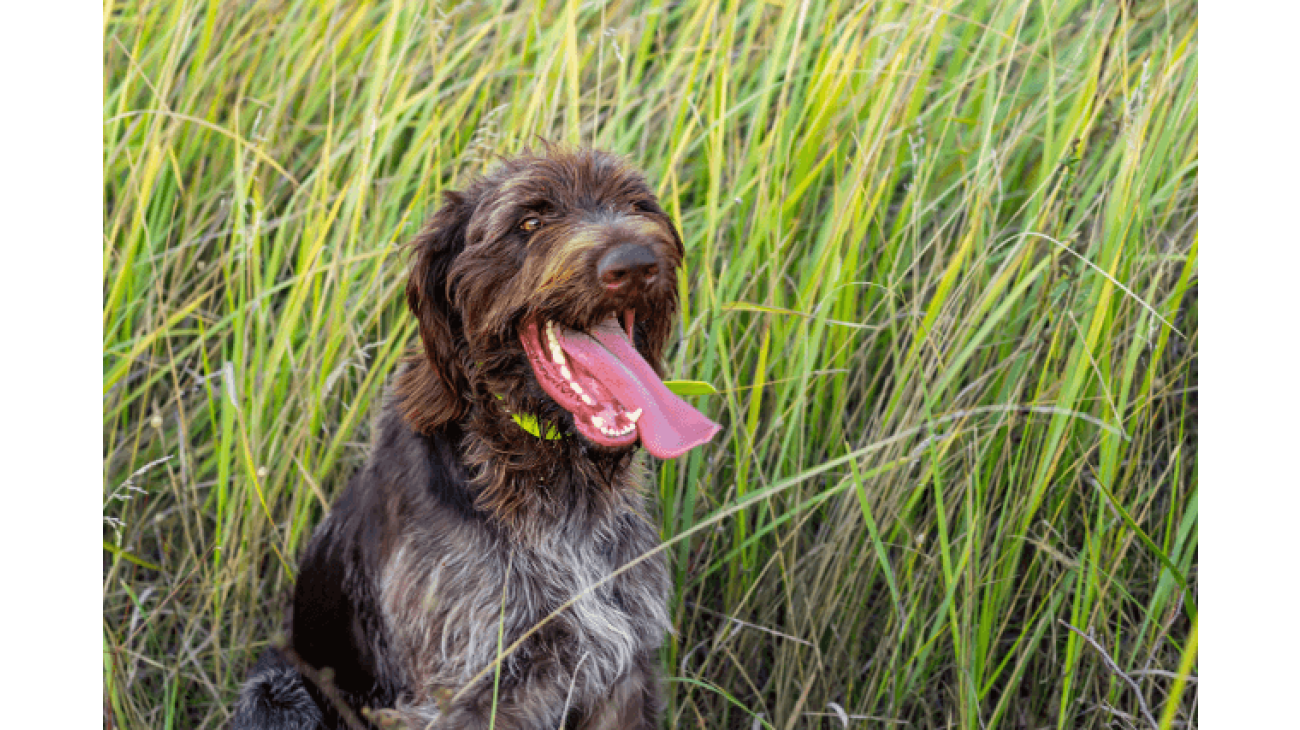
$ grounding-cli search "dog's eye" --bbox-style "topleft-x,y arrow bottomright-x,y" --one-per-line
632,200 -> 657,214
519,217 -> 543,233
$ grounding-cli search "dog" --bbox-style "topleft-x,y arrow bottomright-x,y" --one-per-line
232,148 -> 721,729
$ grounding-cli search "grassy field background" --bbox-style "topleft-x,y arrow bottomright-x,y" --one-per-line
103,0 -> 1198,727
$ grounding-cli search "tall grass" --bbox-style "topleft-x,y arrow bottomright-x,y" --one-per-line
103,1 -> 1198,727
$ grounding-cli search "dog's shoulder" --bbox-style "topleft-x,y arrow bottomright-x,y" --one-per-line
286,397 -> 463,715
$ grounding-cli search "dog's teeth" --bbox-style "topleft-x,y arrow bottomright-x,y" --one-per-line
592,415 -> 636,438
546,321 -> 566,364
626,408 -> 642,424
559,365 -> 572,380
570,382 -> 584,395
580,393 -> 596,406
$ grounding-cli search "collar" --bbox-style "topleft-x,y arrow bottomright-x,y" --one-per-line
494,394 -> 563,440
509,408 -> 564,440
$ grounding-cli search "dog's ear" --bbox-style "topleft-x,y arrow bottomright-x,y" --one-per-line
399,191 -> 473,434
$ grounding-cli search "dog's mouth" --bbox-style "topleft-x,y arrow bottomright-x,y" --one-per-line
520,312 -> 720,458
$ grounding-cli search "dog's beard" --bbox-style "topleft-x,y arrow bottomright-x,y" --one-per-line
520,311 -> 719,459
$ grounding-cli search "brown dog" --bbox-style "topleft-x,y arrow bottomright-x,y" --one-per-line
233,148 -> 719,729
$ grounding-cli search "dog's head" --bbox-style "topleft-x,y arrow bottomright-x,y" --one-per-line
402,148 -> 719,459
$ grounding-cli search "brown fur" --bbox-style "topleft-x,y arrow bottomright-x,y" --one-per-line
233,148 -> 687,730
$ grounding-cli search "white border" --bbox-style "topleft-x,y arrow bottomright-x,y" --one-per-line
1202,1 -> 1299,725
0,4 -> 100,725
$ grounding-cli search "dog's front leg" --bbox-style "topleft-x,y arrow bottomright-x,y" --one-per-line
575,653 -> 661,730
404,668 -> 572,730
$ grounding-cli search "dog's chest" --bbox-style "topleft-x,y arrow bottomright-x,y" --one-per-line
380,510 -> 669,703
518,532 -> 651,677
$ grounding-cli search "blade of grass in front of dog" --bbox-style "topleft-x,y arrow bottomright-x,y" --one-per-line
489,558 -> 510,730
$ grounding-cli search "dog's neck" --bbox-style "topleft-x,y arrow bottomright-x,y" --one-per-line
396,357 -> 645,536
462,403 -> 643,534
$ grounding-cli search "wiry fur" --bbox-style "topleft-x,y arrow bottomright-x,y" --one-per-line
234,149 -> 686,729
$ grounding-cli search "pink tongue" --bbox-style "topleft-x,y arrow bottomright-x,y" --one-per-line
560,319 -> 721,459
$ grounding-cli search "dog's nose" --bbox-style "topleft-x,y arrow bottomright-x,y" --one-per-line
597,243 -> 660,291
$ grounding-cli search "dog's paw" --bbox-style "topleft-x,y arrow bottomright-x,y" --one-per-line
231,665 -> 322,730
